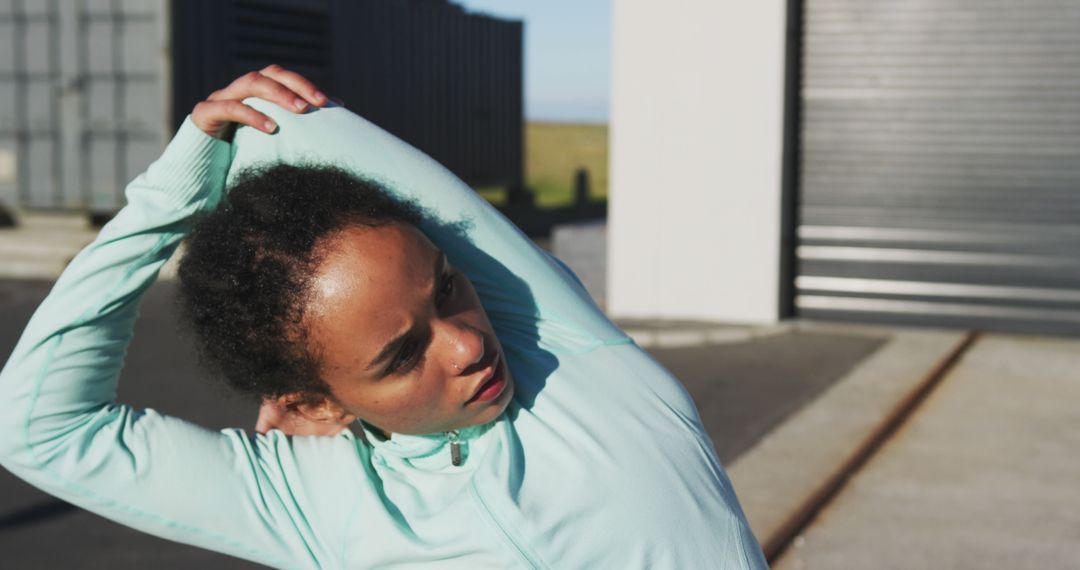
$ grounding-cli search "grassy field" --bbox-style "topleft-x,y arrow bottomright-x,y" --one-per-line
477,122 -> 608,209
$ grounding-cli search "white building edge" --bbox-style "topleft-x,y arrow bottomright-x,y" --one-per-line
608,0 -> 789,324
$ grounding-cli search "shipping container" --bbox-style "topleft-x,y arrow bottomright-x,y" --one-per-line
0,0 -> 523,215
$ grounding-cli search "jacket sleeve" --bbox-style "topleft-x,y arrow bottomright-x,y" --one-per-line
228,98 -> 632,355
0,117 -> 333,569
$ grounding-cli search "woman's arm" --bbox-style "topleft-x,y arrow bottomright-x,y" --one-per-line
228,99 -> 632,356
0,67 -> 343,569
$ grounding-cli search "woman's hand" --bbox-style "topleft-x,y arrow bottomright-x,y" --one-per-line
191,64 -> 328,140
255,398 -> 350,437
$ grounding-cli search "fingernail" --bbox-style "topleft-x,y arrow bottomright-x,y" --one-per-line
313,90 -> 327,104
264,119 -> 278,133
293,97 -> 307,111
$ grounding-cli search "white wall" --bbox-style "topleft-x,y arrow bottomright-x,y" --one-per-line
607,0 -> 788,323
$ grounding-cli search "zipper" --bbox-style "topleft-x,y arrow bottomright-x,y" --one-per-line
447,429 -> 462,466
451,426 -> 545,568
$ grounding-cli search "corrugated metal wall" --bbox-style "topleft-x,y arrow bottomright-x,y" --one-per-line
0,0 -> 168,213
796,0 -> 1080,334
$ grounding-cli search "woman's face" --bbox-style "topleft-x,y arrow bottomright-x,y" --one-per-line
301,222 -> 514,436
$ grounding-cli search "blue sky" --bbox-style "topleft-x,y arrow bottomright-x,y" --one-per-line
456,0 -> 611,123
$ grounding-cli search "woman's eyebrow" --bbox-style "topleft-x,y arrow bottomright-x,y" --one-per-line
365,250 -> 447,372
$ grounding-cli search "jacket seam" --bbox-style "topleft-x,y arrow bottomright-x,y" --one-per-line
338,435 -> 368,568
467,481 -> 549,570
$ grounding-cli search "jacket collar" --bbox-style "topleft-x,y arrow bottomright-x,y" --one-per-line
357,418 -> 499,470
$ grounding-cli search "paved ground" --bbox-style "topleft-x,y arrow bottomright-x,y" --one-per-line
774,334 -> 1080,569
551,220 -> 606,305
0,212 -> 99,280
727,326 -> 969,556
0,277 -> 885,568
649,331 -> 885,462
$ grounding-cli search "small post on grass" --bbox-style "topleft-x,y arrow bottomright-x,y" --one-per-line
574,168 -> 590,210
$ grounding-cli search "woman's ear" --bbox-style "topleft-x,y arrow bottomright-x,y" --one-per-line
255,394 -> 357,436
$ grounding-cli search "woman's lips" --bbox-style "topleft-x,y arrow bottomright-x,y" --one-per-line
466,352 -> 506,405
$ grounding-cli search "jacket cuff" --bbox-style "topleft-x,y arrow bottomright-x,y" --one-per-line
149,115 -> 233,209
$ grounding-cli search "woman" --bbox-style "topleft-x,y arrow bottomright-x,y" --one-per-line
0,66 -> 766,569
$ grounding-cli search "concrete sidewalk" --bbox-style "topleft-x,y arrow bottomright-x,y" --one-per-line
774,334 -> 1080,569
0,211 -> 100,279
726,323 -> 971,558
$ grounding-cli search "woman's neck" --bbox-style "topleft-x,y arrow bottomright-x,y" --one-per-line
360,419 -> 391,441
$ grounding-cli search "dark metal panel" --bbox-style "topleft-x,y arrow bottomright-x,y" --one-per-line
779,0 -> 805,318
170,0 -> 226,133
797,0 -> 1080,335
171,0 -> 332,134
327,0 -> 522,188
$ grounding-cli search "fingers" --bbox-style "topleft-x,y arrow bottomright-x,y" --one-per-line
255,400 -> 284,434
192,65 -> 329,139
192,99 -> 278,136
259,64 -> 327,108
209,67 -> 326,112
255,398 -> 348,437
208,71 -> 305,114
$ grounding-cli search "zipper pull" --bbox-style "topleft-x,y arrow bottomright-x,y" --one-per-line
447,430 -> 462,466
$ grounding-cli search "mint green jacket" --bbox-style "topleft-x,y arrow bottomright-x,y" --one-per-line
0,99 -> 766,569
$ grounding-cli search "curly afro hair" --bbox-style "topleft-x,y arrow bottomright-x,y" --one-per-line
176,163 -> 423,403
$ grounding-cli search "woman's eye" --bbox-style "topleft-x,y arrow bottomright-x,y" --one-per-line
436,271 -> 456,307
386,271 -> 456,376
389,338 -> 422,373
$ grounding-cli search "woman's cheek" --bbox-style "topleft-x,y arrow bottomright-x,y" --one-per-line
389,374 -> 445,423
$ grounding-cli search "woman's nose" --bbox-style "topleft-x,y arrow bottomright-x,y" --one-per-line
438,319 -> 485,374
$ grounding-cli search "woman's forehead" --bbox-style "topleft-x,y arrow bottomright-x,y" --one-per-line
304,223 -> 439,351
314,224 -> 437,293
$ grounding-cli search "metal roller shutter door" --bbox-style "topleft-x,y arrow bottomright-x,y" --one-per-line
796,0 -> 1080,334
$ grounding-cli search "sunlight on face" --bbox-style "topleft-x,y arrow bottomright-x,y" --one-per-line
303,222 -> 514,436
